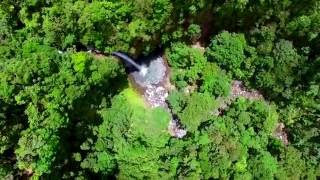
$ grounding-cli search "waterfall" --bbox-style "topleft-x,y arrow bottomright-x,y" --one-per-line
112,52 -> 148,76
112,52 -> 142,71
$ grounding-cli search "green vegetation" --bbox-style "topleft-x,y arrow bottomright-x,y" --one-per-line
167,42 -> 207,89
0,0 -> 320,179
81,88 -> 171,179
206,31 -> 256,80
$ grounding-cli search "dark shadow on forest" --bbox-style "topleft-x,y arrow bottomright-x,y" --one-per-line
49,71 -> 128,178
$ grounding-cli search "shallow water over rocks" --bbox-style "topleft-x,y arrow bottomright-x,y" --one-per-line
129,55 -> 169,108
131,56 -> 167,87
129,55 -> 186,138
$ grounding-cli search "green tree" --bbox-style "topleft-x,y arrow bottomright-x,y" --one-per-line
206,31 -> 256,80
277,146 -> 307,179
248,152 -> 278,180
167,42 -> 207,88
82,88 -> 172,179
0,39 -> 123,177
255,39 -> 302,100
178,93 -> 217,132
187,24 -> 201,41
199,62 -> 231,97
194,98 -> 280,179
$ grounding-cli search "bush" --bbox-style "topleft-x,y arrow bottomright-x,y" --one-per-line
206,31 -> 256,80
199,62 -> 231,97
167,42 -> 206,88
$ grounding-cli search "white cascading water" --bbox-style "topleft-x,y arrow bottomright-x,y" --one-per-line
112,52 -> 186,138
112,52 -> 148,77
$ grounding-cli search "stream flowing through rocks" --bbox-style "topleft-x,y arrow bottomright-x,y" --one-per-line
92,50 -> 288,142
124,54 -> 187,138
87,49 -> 186,137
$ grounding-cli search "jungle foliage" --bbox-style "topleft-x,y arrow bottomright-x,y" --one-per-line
0,0 -> 320,179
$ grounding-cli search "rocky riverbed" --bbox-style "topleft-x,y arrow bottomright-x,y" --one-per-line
129,55 -> 186,138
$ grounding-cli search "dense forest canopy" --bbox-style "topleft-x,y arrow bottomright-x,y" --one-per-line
0,0 -> 320,179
